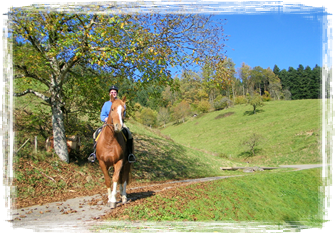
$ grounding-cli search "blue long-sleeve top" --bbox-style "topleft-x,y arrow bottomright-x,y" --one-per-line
100,100 -> 126,122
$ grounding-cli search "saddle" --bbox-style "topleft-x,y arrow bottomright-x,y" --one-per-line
93,126 -> 128,143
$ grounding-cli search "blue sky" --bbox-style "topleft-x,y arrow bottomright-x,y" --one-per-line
203,0 -> 335,70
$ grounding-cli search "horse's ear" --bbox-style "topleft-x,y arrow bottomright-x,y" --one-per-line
110,96 -> 115,102
122,96 -> 127,102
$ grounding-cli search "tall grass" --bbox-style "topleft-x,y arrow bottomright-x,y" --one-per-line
161,100 -> 321,166
114,168 -> 324,227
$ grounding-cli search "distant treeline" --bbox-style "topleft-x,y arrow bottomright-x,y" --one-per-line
273,64 -> 321,100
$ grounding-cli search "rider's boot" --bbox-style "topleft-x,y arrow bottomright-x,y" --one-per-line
127,138 -> 136,163
88,151 -> 96,163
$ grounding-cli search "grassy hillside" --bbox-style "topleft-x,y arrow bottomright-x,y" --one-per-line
110,167 -> 323,228
161,99 -> 321,166
0,105 -> 240,212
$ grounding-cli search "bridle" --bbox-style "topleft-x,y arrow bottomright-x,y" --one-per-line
104,104 -> 124,132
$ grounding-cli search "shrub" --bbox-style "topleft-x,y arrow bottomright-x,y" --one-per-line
197,100 -> 211,113
262,91 -> 271,102
234,95 -> 247,105
214,96 -> 233,110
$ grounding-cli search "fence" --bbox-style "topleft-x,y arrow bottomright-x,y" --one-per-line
10,132 -> 37,153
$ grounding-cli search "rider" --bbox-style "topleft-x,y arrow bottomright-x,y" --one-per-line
88,85 -> 136,163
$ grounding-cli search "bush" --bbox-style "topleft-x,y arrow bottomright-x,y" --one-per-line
197,100 -> 211,113
234,96 -> 247,105
262,91 -> 271,102
214,96 -> 233,110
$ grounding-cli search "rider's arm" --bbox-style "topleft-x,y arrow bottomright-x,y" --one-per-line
100,102 -> 111,122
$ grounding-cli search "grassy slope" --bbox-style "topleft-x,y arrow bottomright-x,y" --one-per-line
94,167 -> 335,233
127,120 -> 245,182
0,105 -> 239,212
13,99 -> 325,228
161,99 -> 322,166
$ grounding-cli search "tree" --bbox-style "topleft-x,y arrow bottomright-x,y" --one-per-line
10,4 -> 228,162
247,92 -> 264,114
157,107 -> 170,128
197,100 -> 211,113
287,66 -> 298,99
241,133 -> 263,157
273,64 -> 280,77
173,101 -> 191,123
238,62 -> 252,95
139,107 -> 157,128
250,66 -> 265,95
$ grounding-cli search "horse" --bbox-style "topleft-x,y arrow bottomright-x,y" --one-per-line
95,96 -> 132,208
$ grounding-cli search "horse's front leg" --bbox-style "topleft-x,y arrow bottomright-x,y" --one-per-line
109,181 -> 118,208
110,160 -> 123,208
98,160 -> 115,207
119,181 -> 127,204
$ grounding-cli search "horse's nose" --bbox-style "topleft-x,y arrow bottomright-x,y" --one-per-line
114,123 -> 121,132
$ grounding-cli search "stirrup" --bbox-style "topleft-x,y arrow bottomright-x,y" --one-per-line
88,153 -> 96,163
128,154 -> 136,163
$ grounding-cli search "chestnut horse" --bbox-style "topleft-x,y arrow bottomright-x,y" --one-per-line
96,96 -> 132,208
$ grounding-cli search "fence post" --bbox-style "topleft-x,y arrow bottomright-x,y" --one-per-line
10,132 -> 15,149
15,139 -> 30,154
35,136 -> 38,153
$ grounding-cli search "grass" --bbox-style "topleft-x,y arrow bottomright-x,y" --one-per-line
0,105 -> 241,211
161,99 -> 322,166
107,168 -> 324,230
11,97 -> 326,232
125,120 -> 247,182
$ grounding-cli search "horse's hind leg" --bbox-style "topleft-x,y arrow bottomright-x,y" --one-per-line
119,162 -> 130,204
119,181 -> 127,204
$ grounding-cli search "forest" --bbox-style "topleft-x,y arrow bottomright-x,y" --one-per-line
129,61 -> 322,128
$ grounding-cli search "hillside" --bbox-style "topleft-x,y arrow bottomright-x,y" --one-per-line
12,119 -> 240,208
161,99 -> 322,166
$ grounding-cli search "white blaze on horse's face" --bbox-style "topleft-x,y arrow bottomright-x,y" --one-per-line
117,105 -> 123,126
113,104 -> 123,132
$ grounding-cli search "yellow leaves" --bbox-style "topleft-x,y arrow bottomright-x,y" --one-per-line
194,57 -> 200,65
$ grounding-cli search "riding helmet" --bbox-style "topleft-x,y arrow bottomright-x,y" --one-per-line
108,85 -> 118,93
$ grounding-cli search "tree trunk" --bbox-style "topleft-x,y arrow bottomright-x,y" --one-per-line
50,76 -> 69,163
51,95 -> 69,163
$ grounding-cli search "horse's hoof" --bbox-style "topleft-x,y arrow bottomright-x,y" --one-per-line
108,202 -> 116,208
122,197 -> 127,204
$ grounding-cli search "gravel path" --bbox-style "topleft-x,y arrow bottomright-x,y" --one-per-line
6,164 -> 324,232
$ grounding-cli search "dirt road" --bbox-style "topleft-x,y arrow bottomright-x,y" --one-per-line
6,164 -> 324,232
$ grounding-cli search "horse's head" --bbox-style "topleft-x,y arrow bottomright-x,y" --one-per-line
108,96 -> 127,133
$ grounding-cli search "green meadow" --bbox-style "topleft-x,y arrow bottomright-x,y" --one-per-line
161,99 -> 322,166
92,167 -> 335,234
13,97 -> 326,230
103,99 -> 326,231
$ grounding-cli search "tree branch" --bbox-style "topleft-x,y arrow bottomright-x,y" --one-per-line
14,89 -> 51,104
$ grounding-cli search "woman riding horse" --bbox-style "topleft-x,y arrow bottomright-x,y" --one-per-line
95,95 -> 132,208
88,86 -> 136,163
